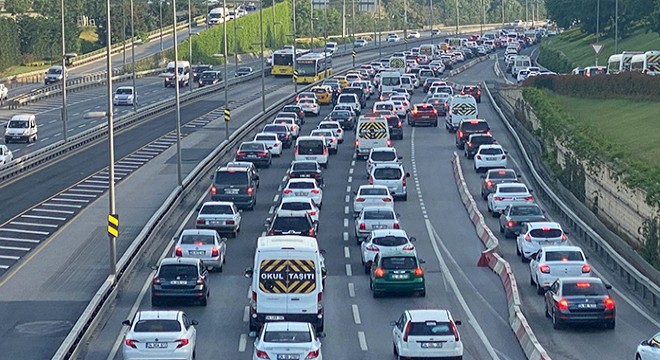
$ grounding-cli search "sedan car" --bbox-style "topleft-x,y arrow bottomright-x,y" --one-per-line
122,310 -> 198,360
391,309 -> 463,359
254,132 -> 283,156
370,251 -> 425,297
310,129 -> 339,154
151,257 -> 210,306
266,209 -> 317,237
277,196 -> 320,224
235,141 -> 272,168
516,221 -> 568,261
474,144 -> 507,172
354,206 -> 400,244
360,229 -> 415,273
173,228 -> 227,271
262,124 -> 293,148
464,133 -> 496,159
407,31 -> 421,39
253,322 -> 323,360
353,185 -> 394,216
235,66 -> 253,76
113,86 -> 137,106
0,145 -> 13,165
354,38 -> 369,47
282,104 -> 305,124
273,117 -> 300,138
544,277 -> 615,329
498,202 -> 546,238
195,201 -> 241,238
407,103 -> 438,127
487,182 -> 534,215
317,121 -> 344,143
530,245 -> 591,294
461,85 -> 481,103
480,168 -> 521,200
298,98 -> 321,116
325,110 -> 355,130
287,160 -> 324,186
636,332 -> 660,360
369,163 -> 410,201
282,178 -> 323,207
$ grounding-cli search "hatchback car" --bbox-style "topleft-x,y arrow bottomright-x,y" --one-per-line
516,221 -> 568,261
464,133 -> 496,159
391,309 -> 463,359
282,178 -> 323,207
487,182 -> 534,215
360,229 -> 415,273
461,85 -> 482,103
298,98 -> 320,116
266,209 -> 317,237
456,119 -> 490,149
474,144 -> 507,172
122,310 -> 198,360
282,104 -> 305,124
354,206 -> 400,243
369,163 -> 410,201
530,245 -> 591,294
151,257 -> 210,306
544,277 -> 615,329
113,86 -> 138,106
253,322 -> 322,360
366,147 -> 401,176
253,132 -> 282,157
480,168 -> 520,199
235,141 -> 272,168
353,185 -> 394,216
370,251 -> 425,297
277,196 -> 320,224
325,110 -> 355,130
498,202 -> 546,238
195,201 -> 241,237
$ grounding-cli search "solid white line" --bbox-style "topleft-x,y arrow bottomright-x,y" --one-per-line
0,245 -> 30,251
243,306 -> 250,322
0,237 -> 39,243
343,232 -> 349,241
344,246 -> 350,258
594,268 -> 660,327
238,334 -> 248,352
343,219 -> 349,227
352,304 -> 362,324
0,228 -> 49,235
345,264 -> 352,276
357,331 -> 368,351
20,214 -> 66,221
9,222 -> 58,228
0,265 -> 8,269
348,282 -> 356,297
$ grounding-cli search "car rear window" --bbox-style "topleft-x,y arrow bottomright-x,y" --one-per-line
200,204 -> 233,215
373,168 -> 402,180
134,320 -> 181,333
292,162 -> 318,171
272,216 -> 311,232
364,211 -> 395,220
298,140 -> 324,154
371,151 -> 396,162
288,181 -> 315,189
214,171 -> 248,186
158,264 -> 198,279
359,188 -> 388,196
470,136 -> 494,145
330,111 -> 350,119
264,125 -> 287,133
281,202 -> 312,211
462,121 -> 489,132
240,143 -> 264,151
386,117 -> 400,126
479,147 -> 503,155
529,228 -> 563,238
545,251 -> 584,262
319,123 -> 338,129
255,135 -> 276,141
375,103 -> 394,111
180,234 -> 215,245
489,170 -> 516,179
408,322 -> 453,336
381,256 -> 416,269
373,236 -> 408,246
283,106 -> 300,113
499,186 -> 527,193
264,331 -> 312,343
509,205 -> 543,216
562,281 -> 607,296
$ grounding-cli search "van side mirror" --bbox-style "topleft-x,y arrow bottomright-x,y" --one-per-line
264,218 -> 272,227
454,320 -> 462,326
191,320 -> 199,326
122,320 -> 132,326
244,267 -> 254,278
405,172 -> 411,178
409,237 -> 417,242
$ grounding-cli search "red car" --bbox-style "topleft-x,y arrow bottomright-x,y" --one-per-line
461,85 -> 482,103
407,103 -> 438,127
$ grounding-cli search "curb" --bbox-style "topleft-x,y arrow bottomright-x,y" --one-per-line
450,152 -> 551,360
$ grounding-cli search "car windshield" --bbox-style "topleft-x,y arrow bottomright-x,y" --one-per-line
47,68 -> 62,74
256,135 -> 276,141
116,88 -> 132,95
479,147 -> 503,155
180,234 -> 215,245
529,228 -> 563,238
470,136 -> 493,145
375,104 -> 393,111
408,322 -> 453,336
364,210 -> 394,220
238,67 -> 251,73
509,205 -> 542,216
263,331 -> 312,343
200,204 -> 233,215
288,181 -> 315,189
371,152 -> 396,161
381,256 -> 416,269
499,186 -> 527,193
319,123 -> 338,129
562,282 -> 607,296
8,120 -> 29,128
373,168 -> 402,180
292,162 -> 318,171
134,320 -> 181,333
381,77 -> 401,86
158,264 -> 198,279
272,216 -> 311,232
201,72 -> 217,79
283,106 -> 300,113
373,236 -> 408,246
546,251 -> 584,262
214,171 -> 247,186
281,202 -> 312,211
359,188 -> 388,196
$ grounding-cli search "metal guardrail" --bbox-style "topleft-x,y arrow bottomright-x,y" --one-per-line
483,82 -> 660,310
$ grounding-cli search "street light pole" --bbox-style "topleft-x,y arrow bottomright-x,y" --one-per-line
615,0 -> 618,54
310,0 -> 314,52
105,0 -> 117,278
223,0 -> 229,139
403,0 -> 408,51
172,0 -> 183,186
480,0 -> 484,37
455,0 -> 459,35
160,0 -> 164,51
342,0 -> 346,37
260,0 -> 266,112
293,0 -> 298,93
377,0 -> 381,57
430,0 -> 434,41
272,0 -> 277,45
501,0 -> 505,28
596,0 -> 600,66
60,0 -> 68,142
188,0 -> 194,93
130,0 -> 137,111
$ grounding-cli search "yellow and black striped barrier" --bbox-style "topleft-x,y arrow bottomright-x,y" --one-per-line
224,108 -> 231,122
107,214 -> 119,238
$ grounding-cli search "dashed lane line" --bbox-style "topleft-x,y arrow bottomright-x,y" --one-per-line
357,331 -> 368,351
352,304 -> 362,324
348,282 -> 356,297
344,246 -> 350,259
345,264 -> 352,276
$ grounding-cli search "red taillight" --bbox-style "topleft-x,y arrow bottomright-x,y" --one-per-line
393,222 -> 400,229
175,338 -> 190,348
502,154 -> 507,160
561,233 -> 568,241
355,140 -> 359,146
558,299 -> 569,311
237,151 -> 246,156
356,198 -> 366,202
412,109 -> 418,114
386,139 -> 392,147
226,220 -> 235,225
211,247 -> 219,257
125,339 -> 138,348
402,321 -> 411,341
283,189 -> 293,194
311,189 -> 320,194
359,222 -> 366,230
308,228 -> 316,237
152,276 -> 161,285
382,198 -> 392,202
374,267 -> 385,277
366,244 -> 379,252
328,138 -> 334,143
368,176 -> 373,185
485,180 -> 492,187
175,246 -> 182,257
294,146 -> 298,156
210,185 -> 217,196
309,211 -> 317,216
523,196 -> 534,201
402,244 -> 414,251
457,130 -> 463,138
582,264 -> 591,273
196,219 -> 205,225
256,350 -> 270,359
476,155 -> 482,160
247,186 -> 254,195
524,234 -> 532,242
305,349 -> 320,359
604,297 -> 615,310
507,221 -> 515,228
258,152 -> 268,157
539,264 -> 550,273
493,196 -> 503,201
196,277 -> 204,285
414,267 -> 424,276
451,321 -> 460,341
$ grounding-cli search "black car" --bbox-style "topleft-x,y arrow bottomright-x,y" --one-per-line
287,160 -> 324,186
263,124 -> 292,148
266,210 -> 317,237
210,165 -> 259,209
192,64 -> 213,82
341,86 -> 367,108
498,203 -> 546,238
235,141 -> 272,168
282,104 -> 305,125
151,257 -> 209,306
235,66 -> 253,77
385,114 -> 404,140
464,133 -> 496,159
198,70 -> 222,87
326,110 -> 355,130
544,277 -> 615,330
480,168 -> 520,199
455,119 -> 490,149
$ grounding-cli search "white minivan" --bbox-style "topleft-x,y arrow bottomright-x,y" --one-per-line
163,60 -> 191,88
445,95 -> 478,132
511,55 -> 532,78
355,115 -> 391,160
295,136 -> 329,168
379,71 -> 402,95
4,114 -> 38,143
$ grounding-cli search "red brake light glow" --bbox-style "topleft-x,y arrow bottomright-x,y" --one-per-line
604,297 -> 615,310
256,350 -> 270,359
582,264 -> 591,273
374,267 -> 385,277
539,264 -> 550,273
211,248 -> 219,257
558,299 -> 569,311
576,282 -> 591,288
125,339 -> 138,348
175,246 -> 182,257
175,338 -> 190,348
414,267 -> 424,276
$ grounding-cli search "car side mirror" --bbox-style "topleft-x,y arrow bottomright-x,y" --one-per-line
406,172 -> 411,178
389,321 -> 397,326
409,237 -> 416,242
529,189 -> 534,193
191,320 -> 199,326
419,259 -> 426,264
517,174 -> 522,177
244,267 -> 254,278
151,265 -> 158,271
398,156 -> 403,160
122,320 -> 132,326
514,231 -> 520,236
605,284 -> 612,290
480,175 -> 485,179
209,175 -> 214,180
321,268 -> 327,277
264,218 -> 271,227
319,249 -> 327,255
268,146 -> 273,150
564,231 -> 569,235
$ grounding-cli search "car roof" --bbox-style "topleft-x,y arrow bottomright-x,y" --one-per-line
136,310 -> 181,321
291,160 -> 320,166
226,161 -> 255,169
370,147 -> 396,153
477,144 -> 503,150
406,309 -> 451,322
274,209 -> 312,218
370,229 -> 408,237
362,206 -> 396,212
10,114 -> 34,121
496,182 -> 528,190
287,178 -> 317,185
264,321 -> 311,332
240,141 -> 265,146
541,245 -> 583,253
180,228 -> 218,236
256,132 -> 279,138
159,257 -> 201,266
297,135 -> 325,141
525,221 -> 562,230
201,201 -> 234,207
280,196 -> 314,203
257,235 -> 319,249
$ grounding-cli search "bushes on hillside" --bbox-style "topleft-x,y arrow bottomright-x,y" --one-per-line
523,72 -> 660,101
537,42 -> 575,74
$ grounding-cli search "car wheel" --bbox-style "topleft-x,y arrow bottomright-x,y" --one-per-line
515,243 -> 521,256
151,295 -> 160,307
249,319 -> 259,333
544,302 -> 551,318
364,264 -> 370,274
393,343 -> 398,355
605,320 -> 616,330
552,309 -> 562,329
433,120 -> 438,127
536,278 -> 544,295
200,293 -> 208,306
218,262 -> 224,272
499,223 -> 504,233
491,209 -> 499,218
521,252 -> 527,263
530,273 -> 535,286
636,354 -> 642,360
418,289 -> 426,297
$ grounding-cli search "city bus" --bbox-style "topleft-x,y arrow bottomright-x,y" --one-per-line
295,53 -> 333,84
271,48 -> 311,76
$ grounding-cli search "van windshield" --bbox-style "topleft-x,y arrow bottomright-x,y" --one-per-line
381,77 -> 401,86
8,120 -> 29,128
298,140 -> 324,155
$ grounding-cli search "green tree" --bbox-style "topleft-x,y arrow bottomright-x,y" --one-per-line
4,0 -> 32,14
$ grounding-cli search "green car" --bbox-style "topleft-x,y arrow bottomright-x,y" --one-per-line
369,252 -> 426,298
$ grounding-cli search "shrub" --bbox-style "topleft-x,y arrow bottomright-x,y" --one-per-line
536,42 -> 575,74
524,72 -> 660,101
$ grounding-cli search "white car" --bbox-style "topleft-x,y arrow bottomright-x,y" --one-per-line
392,309 -> 463,359
0,144 -> 13,165
529,245 -> 591,294
360,229 -> 415,273
366,147 -> 400,176
253,322 -> 323,360
353,185 -> 394,216
636,332 -> 660,360
407,31 -> 421,39
277,196 -> 320,224
354,206 -> 400,243
273,117 -> 300,138
369,163 -> 410,201
282,178 -> 323,207
516,221 -> 568,261
173,228 -> 227,271
387,34 -> 400,42
336,93 -> 361,116
474,144 -> 507,172
390,95 -> 410,110
297,98 -> 320,116
195,201 -> 242,237
310,129 -> 339,154
254,132 -> 283,156
317,120 -> 344,143
122,311 -> 197,360
0,84 -> 8,101
391,100 -> 408,118
333,104 -> 354,114
113,86 -> 137,106
487,183 -> 534,215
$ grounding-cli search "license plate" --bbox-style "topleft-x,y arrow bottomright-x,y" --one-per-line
189,250 -> 205,255
265,315 -> 285,321
12,136 -> 20,139
421,342 -> 443,348
295,192 -> 307,196
225,189 -> 239,194
277,354 -> 300,360
209,220 -> 223,225
146,342 -> 168,349
578,303 -> 597,309
392,274 -> 409,279
372,224 -> 388,229
247,155 -> 257,158
170,280 -> 188,285
488,156 -> 499,161
306,157 -> 316,160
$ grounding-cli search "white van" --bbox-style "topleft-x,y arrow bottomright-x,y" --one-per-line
295,136 -> 329,168
4,114 -> 38,143
399,76 -> 414,93
379,71 -> 402,95
355,115 -> 390,160
207,7 -> 226,25
511,55 -> 532,78
325,42 -> 338,55
445,95 -> 478,132
245,236 -> 326,333
163,60 -> 191,88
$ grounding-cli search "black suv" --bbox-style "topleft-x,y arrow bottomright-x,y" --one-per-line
455,119 -> 490,149
386,114 -> 404,140
210,165 -> 259,210
326,110 -> 355,130
266,210 -> 318,237
151,257 -> 209,306
192,64 -> 213,82
464,133 -> 496,159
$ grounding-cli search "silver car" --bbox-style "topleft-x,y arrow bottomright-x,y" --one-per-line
353,185 -> 394,216
366,147 -> 401,176
173,229 -> 227,271
277,196 -> 320,224
354,206 -> 400,244
282,178 -> 323,208
369,163 -> 410,201
487,183 -> 534,216
360,229 -> 415,273
310,129 -> 339,154
195,201 -> 241,238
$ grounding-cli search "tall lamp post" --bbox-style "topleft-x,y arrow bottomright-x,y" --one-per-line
595,0 -> 600,66
257,0 -> 266,112
224,0 -> 229,139
403,0 -> 408,51
106,0 -> 117,277
130,0 -> 137,111
292,0 -> 297,92
60,0 -> 69,142
310,0 -> 314,51
430,0 -> 434,41
614,0 -> 618,54
455,0 -> 459,35
159,0 -> 165,50
172,0 -> 183,185
188,0 -> 194,93
377,0 -> 382,57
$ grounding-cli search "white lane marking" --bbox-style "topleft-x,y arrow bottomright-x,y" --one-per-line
247,287 -> 252,299
343,232 -> 349,241
348,282 -> 356,297
345,264 -> 353,276
261,231 -> 266,237
59,193 -> 97,198
31,208 -> 74,214
268,206 -> 274,214
238,334 -> 248,352
357,331 -> 368,351
243,306 -> 250,322
68,188 -> 104,193
0,237 -> 39,243
48,120 -> 57,124
343,218 -> 349,227
595,268 -> 660,327
9,221 -> 58,228
281,176 -> 288,182
348,176 -> 352,183
351,160 -> 355,166
273,194 -> 280,203
0,245 -> 30,252
76,184 -> 107,188
0,228 -> 49,235
352,304 -> 362,324
345,195 -> 350,203
0,265 -> 8,269
344,246 -> 350,258
52,197 -> 89,203
344,206 -> 349,215
346,186 -> 351,193
20,214 -> 66,221
0,255 -> 20,260
41,137 -> 49,141
277,184 -> 283,191
349,168 -> 354,174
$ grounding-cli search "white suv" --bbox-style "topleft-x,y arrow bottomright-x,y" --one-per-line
392,309 -> 463,359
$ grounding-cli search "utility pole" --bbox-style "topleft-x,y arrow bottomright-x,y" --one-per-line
377,0 -> 381,57
223,0 -> 229,139
480,0 -> 484,37
342,0 -> 346,37
188,0 -> 193,93
172,0 -> 183,186
455,0 -> 459,35
310,0 -> 314,51
596,0 -> 600,66
525,0 -> 528,25
501,0 -> 505,28
130,0 -> 137,111
122,1 -> 126,65
60,0 -> 68,142
615,0 -> 618,54
403,0 -> 408,50
430,0 -> 434,40
105,0 -> 117,278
